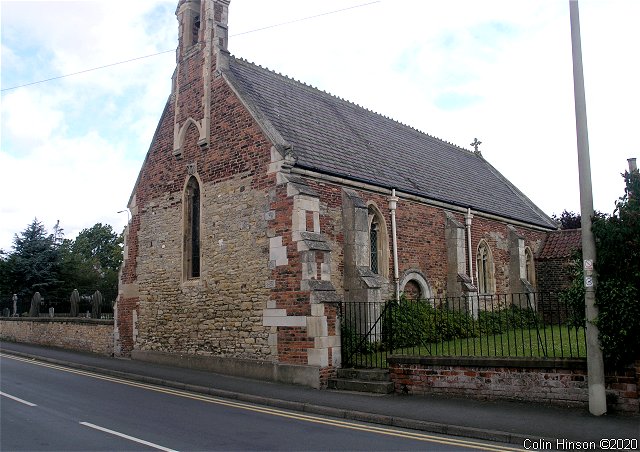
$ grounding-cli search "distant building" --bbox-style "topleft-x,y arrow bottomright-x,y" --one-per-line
116,0 -> 557,387
536,228 -> 582,293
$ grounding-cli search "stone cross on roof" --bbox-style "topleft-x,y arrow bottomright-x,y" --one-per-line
471,138 -> 482,154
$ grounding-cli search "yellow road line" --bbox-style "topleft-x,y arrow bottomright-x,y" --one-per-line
0,353 -> 523,452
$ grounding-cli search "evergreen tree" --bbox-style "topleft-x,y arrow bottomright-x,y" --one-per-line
9,219 -> 61,303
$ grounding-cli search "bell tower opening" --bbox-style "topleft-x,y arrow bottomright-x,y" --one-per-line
177,0 -> 202,54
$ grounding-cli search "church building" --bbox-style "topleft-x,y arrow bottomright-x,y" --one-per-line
116,0 -> 557,388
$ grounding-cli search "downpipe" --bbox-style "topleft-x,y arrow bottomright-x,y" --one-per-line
389,189 -> 400,302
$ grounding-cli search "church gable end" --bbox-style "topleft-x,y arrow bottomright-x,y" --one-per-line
117,0 -> 277,366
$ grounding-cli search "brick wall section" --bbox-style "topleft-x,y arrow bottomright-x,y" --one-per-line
389,356 -> 639,414
1,318 -> 114,356
536,259 -> 575,293
268,186 -> 309,365
536,229 -> 581,293
303,179 -> 548,298
119,70 -> 276,359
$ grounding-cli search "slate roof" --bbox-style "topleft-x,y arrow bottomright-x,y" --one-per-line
539,229 -> 582,260
226,57 -> 557,229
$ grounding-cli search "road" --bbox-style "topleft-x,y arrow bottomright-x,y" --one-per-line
1,354 -> 520,451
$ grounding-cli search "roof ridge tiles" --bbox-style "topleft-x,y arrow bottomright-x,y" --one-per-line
229,55 -> 474,154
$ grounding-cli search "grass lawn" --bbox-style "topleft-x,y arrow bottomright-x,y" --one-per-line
346,325 -> 586,368
403,325 -> 587,358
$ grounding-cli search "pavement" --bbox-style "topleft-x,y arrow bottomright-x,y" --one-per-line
1,340 -> 637,447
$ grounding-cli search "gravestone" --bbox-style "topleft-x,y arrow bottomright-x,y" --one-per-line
70,289 -> 80,317
29,292 -> 41,317
12,294 -> 17,316
91,290 -> 103,319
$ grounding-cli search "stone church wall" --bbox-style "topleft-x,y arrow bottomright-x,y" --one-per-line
134,173 -> 272,359
302,178 -> 548,300
117,71 -> 277,359
117,0 -> 556,386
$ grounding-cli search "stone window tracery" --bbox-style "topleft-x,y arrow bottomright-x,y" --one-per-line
525,246 -> 536,287
370,218 -> 379,274
476,240 -> 495,294
184,176 -> 201,279
367,204 -> 389,278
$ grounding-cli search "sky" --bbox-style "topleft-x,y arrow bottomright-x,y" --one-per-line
1,0 -> 639,252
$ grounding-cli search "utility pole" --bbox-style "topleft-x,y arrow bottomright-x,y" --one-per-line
568,0 -> 607,416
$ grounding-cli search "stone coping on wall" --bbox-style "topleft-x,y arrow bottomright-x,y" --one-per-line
1,317 -> 113,326
387,355 -> 587,370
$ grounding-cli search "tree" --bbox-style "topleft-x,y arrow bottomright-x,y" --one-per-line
591,169 -> 640,367
8,219 -> 61,302
552,210 -> 581,229
0,220 -> 124,314
72,223 -> 123,274
562,170 -> 640,367
0,249 -> 11,304
66,223 -> 123,302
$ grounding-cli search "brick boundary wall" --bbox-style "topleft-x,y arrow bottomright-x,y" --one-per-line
0,318 -> 114,356
388,356 -> 639,414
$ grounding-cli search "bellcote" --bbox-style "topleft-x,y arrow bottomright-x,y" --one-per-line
176,0 -> 202,57
175,0 -> 229,66
173,0 -> 231,158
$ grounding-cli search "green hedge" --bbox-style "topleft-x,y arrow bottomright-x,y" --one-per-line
380,299 -> 542,351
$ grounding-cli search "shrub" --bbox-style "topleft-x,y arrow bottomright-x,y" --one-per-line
560,169 -> 640,368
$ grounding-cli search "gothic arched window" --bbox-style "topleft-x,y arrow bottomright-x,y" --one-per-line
370,217 -> 379,274
367,204 -> 389,278
184,176 -> 201,279
525,247 -> 536,287
476,240 -> 495,294
192,14 -> 200,46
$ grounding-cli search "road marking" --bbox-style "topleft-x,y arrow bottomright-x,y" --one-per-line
0,391 -> 37,407
1,353 -> 520,451
80,422 -> 178,452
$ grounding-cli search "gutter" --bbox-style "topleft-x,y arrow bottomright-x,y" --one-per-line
291,166 -> 556,232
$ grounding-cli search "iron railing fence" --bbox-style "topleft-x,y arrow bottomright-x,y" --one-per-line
0,288 -> 116,320
340,292 -> 586,369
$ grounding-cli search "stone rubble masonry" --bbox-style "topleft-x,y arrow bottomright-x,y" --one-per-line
117,3 -> 343,386
134,173 -> 273,360
117,37 -> 278,362
0,318 -> 114,356
389,356 -> 639,414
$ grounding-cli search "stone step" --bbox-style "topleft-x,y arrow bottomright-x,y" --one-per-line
336,368 -> 391,382
328,378 -> 394,394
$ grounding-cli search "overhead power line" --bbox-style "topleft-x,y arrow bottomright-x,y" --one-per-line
1,50 -> 175,92
1,1 -> 380,93
232,1 -> 380,36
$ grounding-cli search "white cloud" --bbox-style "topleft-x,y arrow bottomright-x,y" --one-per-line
1,88 -> 67,152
